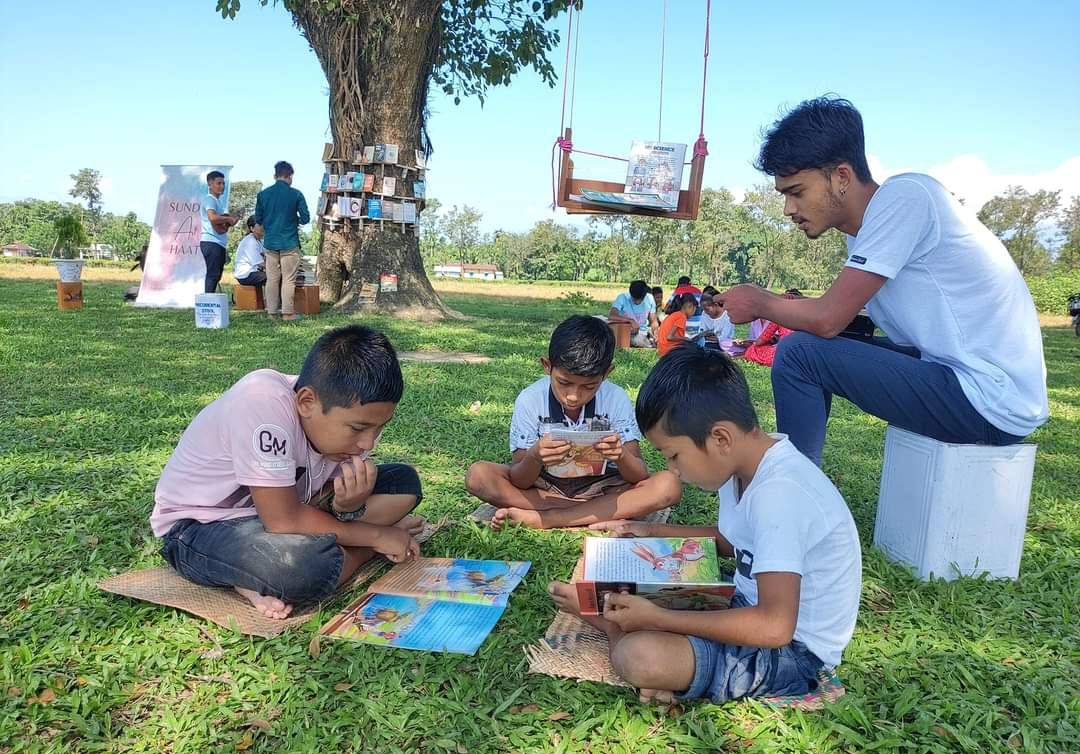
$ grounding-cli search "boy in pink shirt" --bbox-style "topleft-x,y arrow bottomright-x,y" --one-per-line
151,325 -> 424,619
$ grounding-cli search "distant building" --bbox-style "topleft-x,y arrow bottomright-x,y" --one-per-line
2,242 -> 38,258
433,263 -> 504,281
79,243 -> 116,260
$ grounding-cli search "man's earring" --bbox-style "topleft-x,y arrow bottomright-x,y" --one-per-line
840,187 -> 847,197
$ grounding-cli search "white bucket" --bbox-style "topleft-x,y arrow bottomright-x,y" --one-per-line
53,259 -> 84,283
194,293 -> 230,329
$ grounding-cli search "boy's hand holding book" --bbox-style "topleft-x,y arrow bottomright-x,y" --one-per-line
332,455 -> 379,514
603,592 -> 665,632
593,433 -> 624,462
531,434 -> 573,466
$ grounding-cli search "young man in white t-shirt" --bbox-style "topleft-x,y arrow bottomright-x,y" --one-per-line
233,216 -> 267,287
698,293 -> 735,342
549,346 -> 861,703
609,280 -> 659,347
721,96 -> 1048,466
466,315 -> 680,529
151,325 -> 425,619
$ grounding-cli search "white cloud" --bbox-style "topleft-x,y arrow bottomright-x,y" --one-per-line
870,153 -> 1080,211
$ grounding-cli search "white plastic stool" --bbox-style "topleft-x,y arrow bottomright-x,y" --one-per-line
873,426 -> 1036,581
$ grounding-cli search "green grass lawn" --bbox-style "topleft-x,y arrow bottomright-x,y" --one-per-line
1,278 -> 1077,754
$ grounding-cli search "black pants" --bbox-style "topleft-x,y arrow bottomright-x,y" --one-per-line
200,242 -> 227,293
237,270 -> 267,287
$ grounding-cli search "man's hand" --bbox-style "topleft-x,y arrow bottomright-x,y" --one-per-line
593,433 -> 624,462
531,434 -> 573,466
588,520 -> 654,538
333,456 -> 378,512
603,593 -> 665,633
719,284 -> 768,324
373,526 -> 419,563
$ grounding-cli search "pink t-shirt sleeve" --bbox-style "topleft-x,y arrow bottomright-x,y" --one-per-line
227,386 -> 303,488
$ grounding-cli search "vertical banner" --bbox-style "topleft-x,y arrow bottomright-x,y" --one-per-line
135,165 -> 231,308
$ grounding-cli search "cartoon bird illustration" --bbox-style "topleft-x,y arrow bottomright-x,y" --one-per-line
631,539 -> 706,578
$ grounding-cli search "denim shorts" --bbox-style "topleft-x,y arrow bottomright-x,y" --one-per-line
160,463 -> 422,605
677,594 -> 825,703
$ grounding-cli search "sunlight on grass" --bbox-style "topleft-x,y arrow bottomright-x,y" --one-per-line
1,277 -> 1076,753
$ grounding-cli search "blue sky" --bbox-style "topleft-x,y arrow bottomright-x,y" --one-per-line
1,0 -> 1078,234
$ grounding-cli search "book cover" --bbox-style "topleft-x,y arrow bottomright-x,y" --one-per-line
575,537 -> 733,615
316,196 -> 326,216
337,196 -> 350,218
320,558 -> 531,654
625,141 -> 686,207
403,202 -> 417,224
543,427 -> 613,477
320,172 -> 330,192
367,198 -> 382,219
381,176 -> 396,196
348,196 -> 363,218
392,201 -> 405,223
327,174 -> 339,193
373,144 -> 386,163
337,174 -> 350,192
355,147 -> 369,165
321,142 -> 334,161
382,201 -> 396,221
363,146 -> 375,164
351,172 -> 364,191
384,144 -> 399,164
363,173 -> 375,192
413,181 -> 426,199
415,149 -> 428,170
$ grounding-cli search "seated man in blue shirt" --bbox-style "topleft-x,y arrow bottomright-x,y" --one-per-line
609,280 -> 659,348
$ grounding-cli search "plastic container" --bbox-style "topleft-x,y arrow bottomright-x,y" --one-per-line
194,292 -> 230,329
873,426 -> 1036,581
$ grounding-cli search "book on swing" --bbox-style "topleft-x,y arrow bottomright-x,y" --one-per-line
572,140 -> 686,211
319,558 -> 531,655
574,536 -> 734,616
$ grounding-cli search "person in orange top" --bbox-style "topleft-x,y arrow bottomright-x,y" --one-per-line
657,294 -> 700,357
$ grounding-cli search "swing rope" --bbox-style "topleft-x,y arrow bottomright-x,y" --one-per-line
552,0 -> 712,207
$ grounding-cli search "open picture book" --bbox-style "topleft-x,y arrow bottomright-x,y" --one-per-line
319,558 -> 531,655
545,427 -> 613,477
572,140 -> 687,211
574,536 -> 734,615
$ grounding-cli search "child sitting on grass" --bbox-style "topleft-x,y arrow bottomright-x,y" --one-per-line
466,315 -> 681,529
548,345 -> 861,704
656,293 -> 700,357
150,325 -> 425,620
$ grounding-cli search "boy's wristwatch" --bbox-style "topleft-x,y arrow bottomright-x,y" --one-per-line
331,500 -> 365,522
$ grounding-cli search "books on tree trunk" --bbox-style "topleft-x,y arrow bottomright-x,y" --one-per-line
574,536 -> 734,615
319,558 -> 531,654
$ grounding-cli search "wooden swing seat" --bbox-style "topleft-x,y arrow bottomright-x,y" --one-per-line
555,128 -> 706,221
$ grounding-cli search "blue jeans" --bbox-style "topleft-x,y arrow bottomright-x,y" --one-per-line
160,463 -> 422,604
200,241 -> 227,293
677,594 -> 824,702
772,333 -> 1024,466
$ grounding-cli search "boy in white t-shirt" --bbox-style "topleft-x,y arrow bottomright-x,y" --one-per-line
721,96 -> 1048,465
233,216 -> 267,287
608,280 -> 659,347
549,346 -> 861,704
466,315 -> 680,529
698,293 -> 735,342
151,325 -> 425,619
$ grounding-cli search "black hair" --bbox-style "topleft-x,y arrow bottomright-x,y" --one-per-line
755,95 -> 873,183
206,170 -> 224,183
274,160 -> 294,178
246,216 -> 257,231
629,280 -> 649,300
784,288 -> 803,297
636,346 -> 758,445
548,315 -> 614,377
666,292 -> 696,315
295,325 -> 403,410
677,275 -> 691,286
702,285 -> 718,296
651,286 -> 663,296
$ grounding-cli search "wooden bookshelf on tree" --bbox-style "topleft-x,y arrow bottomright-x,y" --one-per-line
316,142 -> 426,237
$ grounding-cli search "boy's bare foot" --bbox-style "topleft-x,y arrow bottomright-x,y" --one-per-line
491,507 -> 543,530
235,587 -> 294,620
638,688 -> 676,707
547,581 -> 583,616
394,514 -> 426,536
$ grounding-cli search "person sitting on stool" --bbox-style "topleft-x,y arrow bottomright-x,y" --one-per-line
234,216 -> 266,288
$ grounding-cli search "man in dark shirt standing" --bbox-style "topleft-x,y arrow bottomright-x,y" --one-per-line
254,161 -> 310,320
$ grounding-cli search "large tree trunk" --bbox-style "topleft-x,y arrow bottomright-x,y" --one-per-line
292,0 -> 456,319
